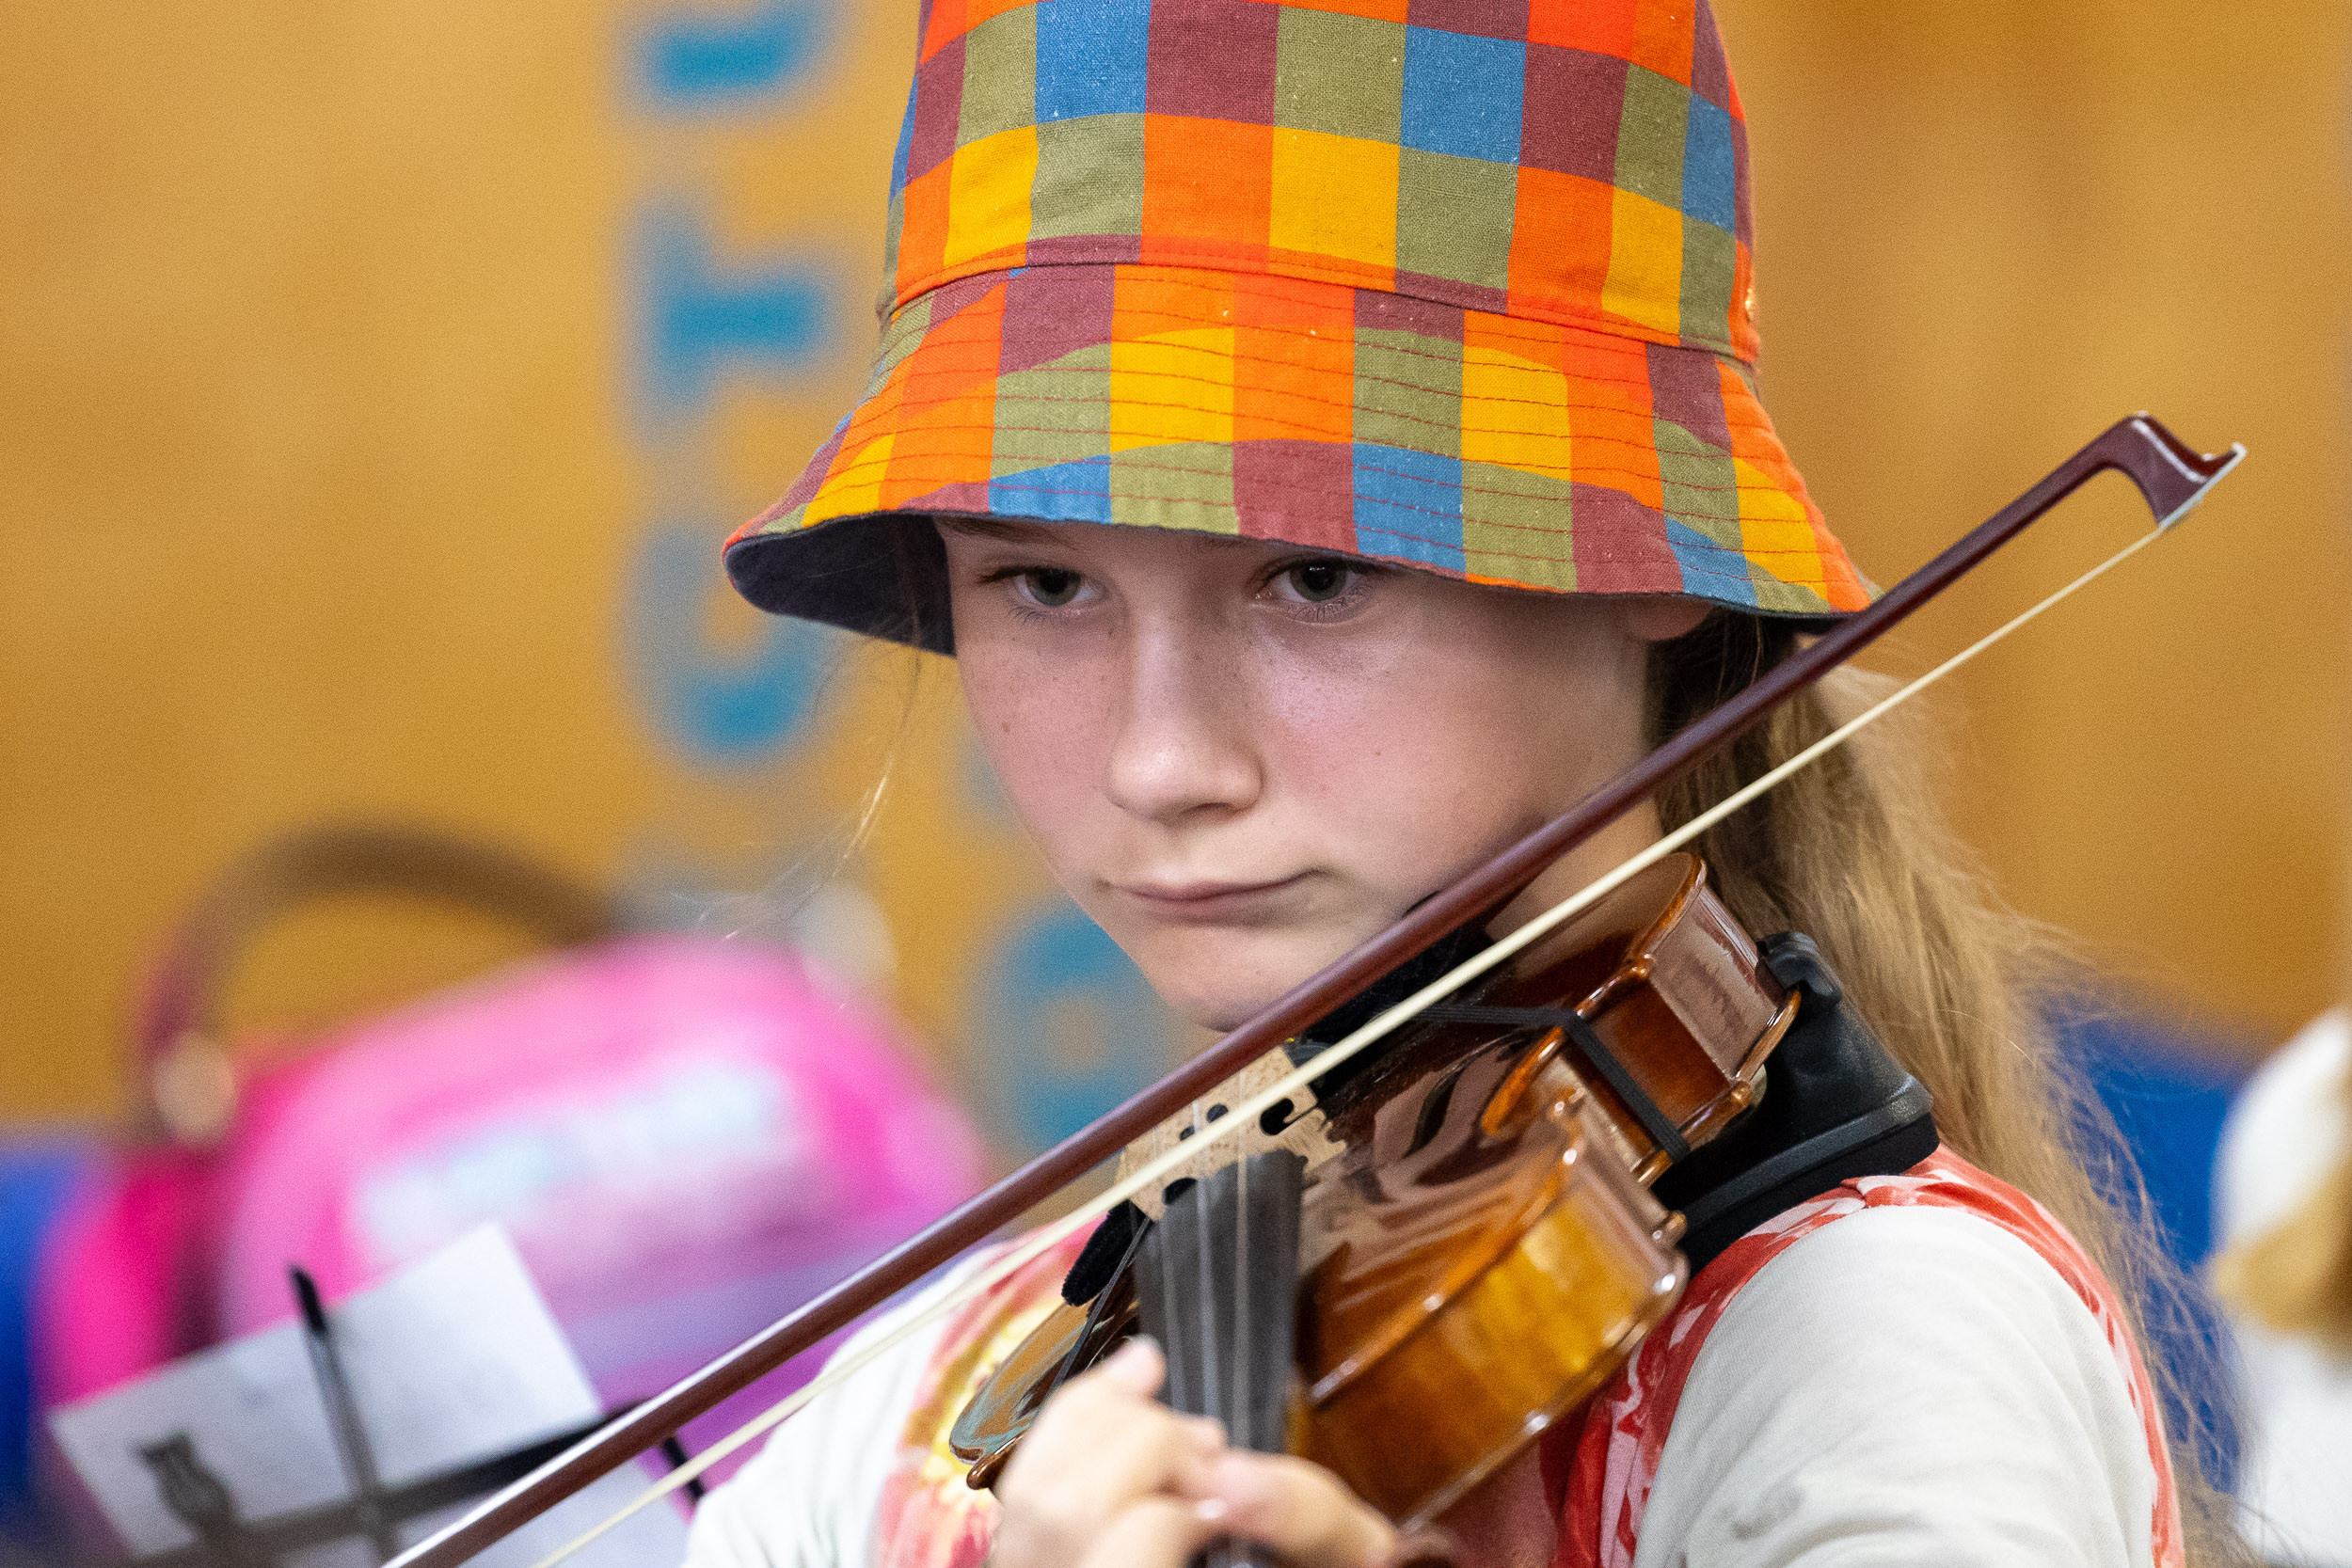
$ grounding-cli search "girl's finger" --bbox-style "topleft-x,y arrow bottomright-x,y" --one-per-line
1020,1338 -> 1220,1456
1376,1528 -> 1461,1568
991,1342 -> 1229,1568
1003,1339 -> 1219,1491
1095,1335 -> 1166,1392
1072,1497 -> 1223,1568
1195,1451 -> 1399,1568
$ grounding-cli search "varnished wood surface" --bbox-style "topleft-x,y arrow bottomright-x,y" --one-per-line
1297,1098 -> 1683,1527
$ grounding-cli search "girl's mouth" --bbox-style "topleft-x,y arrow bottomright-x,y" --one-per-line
1113,874 -> 1311,924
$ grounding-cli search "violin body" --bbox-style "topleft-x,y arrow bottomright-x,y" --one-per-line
1293,1069 -> 1681,1524
952,854 -> 1790,1526
1422,852 -> 1796,1182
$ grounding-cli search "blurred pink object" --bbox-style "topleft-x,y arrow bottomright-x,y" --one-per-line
34,830 -> 982,1469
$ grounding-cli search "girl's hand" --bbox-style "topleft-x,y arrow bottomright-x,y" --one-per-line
991,1338 -> 1425,1568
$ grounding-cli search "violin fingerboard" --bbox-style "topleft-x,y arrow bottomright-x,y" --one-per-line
1136,1149 -> 1305,1568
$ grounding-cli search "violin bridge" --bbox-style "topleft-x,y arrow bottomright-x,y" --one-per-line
1116,1046 -> 1340,1221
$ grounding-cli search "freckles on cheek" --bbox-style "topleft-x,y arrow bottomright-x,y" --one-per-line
1280,651 -> 1541,865
962,653 -> 1105,844
1263,656 -> 1480,853
1262,677 -> 1382,811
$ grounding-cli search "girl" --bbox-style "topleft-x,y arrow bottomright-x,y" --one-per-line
687,0 -> 2227,1561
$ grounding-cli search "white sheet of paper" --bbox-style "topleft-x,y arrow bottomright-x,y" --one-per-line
50,1226 -> 688,1568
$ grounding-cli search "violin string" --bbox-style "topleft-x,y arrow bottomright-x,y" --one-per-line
1210,1101 -> 1227,1434
1237,1132 -> 1250,1453
1203,1099 -> 1231,1568
1162,1107 -> 1184,1419
514,508 -> 2187,1568
1233,1132 -> 1251,1568
1190,1097 -> 1212,1429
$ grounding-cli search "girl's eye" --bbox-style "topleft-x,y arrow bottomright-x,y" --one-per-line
1278,560 -> 1357,604
1018,567 -> 1085,609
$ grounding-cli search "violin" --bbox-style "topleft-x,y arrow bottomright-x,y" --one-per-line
950,853 -> 1790,1529
387,415 -> 2241,1568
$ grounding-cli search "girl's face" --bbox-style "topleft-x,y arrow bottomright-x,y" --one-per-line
941,519 -> 1706,1031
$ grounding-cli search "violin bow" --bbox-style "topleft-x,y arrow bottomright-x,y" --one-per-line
390,414 -> 2242,1568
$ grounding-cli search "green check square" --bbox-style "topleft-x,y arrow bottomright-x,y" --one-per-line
1274,9 -> 1405,142
1354,328 -> 1461,458
960,8 -> 1038,145
1462,460 -> 1576,591
993,346 -> 1114,476
1397,149 -> 1515,293
1033,115 -> 1147,240
1112,442 -> 1237,528
1614,66 -> 1688,211
1655,416 -> 1739,539
1677,216 -> 1736,349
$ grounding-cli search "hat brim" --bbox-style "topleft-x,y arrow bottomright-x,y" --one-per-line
726,262 -> 1872,653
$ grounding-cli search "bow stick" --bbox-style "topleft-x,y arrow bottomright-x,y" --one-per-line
391,414 -> 2242,1568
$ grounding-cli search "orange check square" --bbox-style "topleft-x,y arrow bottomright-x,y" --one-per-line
1508,167 -> 1614,321
920,0 -> 966,62
1141,117 -> 1275,263
1528,1 -> 1632,57
1233,276 -> 1353,444
896,163 -> 955,297
1276,0 -> 1409,21
1627,2 -> 1692,84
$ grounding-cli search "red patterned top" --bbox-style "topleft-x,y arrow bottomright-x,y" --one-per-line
1541,1146 -> 2184,1568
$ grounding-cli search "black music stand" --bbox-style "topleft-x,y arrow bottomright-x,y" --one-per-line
129,1268 -> 701,1568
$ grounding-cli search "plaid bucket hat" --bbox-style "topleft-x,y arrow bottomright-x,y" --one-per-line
725,0 -> 1873,653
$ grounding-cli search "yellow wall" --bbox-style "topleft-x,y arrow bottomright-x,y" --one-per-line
1722,2 -> 2352,1043
1,2 -> 2344,1133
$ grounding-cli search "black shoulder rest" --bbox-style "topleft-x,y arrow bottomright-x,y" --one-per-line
1651,932 -> 1938,1274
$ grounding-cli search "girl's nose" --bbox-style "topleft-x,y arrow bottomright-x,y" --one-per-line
1103,623 -> 1262,826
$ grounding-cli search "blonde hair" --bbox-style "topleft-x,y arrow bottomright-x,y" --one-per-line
1648,612 -> 2248,1567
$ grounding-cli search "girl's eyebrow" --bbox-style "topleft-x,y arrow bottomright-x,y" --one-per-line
935,515 -> 1064,545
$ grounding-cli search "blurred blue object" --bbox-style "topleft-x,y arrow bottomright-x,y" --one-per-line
2054,998 -> 2257,1494
632,205 -> 830,424
636,0 -> 827,108
0,1142 -> 93,1534
980,901 -> 1170,1151
2058,1002 -> 2251,1269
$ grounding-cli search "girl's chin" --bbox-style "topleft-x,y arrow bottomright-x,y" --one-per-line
1145,972 -> 1286,1034
1170,997 -> 1278,1035
1129,933 -> 1355,1036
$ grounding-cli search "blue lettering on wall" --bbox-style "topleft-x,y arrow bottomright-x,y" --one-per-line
636,205 -> 831,421
636,0 -> 828,108
628,521 -> 837,762
981,904 -> 1170,1151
